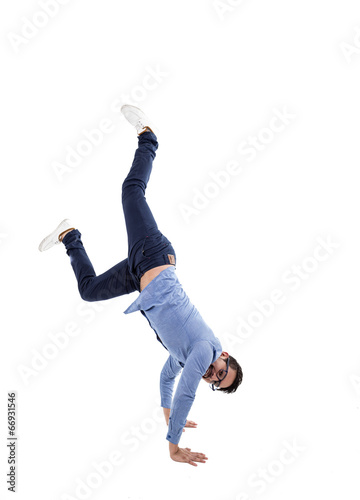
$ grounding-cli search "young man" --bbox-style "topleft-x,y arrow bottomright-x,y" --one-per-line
39,105 -> 243,467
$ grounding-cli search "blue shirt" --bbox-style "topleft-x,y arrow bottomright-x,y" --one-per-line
124,267 -> 222,445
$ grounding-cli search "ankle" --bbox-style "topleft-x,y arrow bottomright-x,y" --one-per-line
58,228 -> 75,242
139,126 -> 153,135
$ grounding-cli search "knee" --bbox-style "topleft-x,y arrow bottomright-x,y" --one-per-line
121,179 -> 129,197
79,282 -> 113,302
79,286 -> 96,302
122,178 -> 143,191
78,279 -> 97,302
121,180 -> 145,204
121,179 -> 131,199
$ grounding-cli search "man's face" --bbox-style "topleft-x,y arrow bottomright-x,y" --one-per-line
202,352 -> 237,389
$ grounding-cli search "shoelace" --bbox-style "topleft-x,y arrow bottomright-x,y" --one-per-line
136,119 -> 146,131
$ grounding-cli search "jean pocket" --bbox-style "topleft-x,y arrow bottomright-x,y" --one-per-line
141,232 -> 171,258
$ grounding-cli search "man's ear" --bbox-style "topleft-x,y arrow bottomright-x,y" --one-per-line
221,351 -> 229,359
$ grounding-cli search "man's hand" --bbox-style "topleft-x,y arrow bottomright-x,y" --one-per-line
169,444 -> 208,467
182,420 -> 197,432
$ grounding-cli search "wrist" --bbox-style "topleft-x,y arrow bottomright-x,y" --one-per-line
169,442 -> 179,456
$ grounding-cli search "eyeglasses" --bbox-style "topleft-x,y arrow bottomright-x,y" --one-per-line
209,357 -> 230,391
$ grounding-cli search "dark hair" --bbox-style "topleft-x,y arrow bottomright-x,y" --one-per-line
219,355 -> 243,394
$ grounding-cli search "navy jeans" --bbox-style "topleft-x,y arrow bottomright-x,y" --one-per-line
62,131 -> 176,302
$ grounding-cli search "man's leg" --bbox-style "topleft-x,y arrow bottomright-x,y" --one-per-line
62,126 -> 173,301
122,130 -> 159,248
121,129 -> 175,284
61,229 -> 139,301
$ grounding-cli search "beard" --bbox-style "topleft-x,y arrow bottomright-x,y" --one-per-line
203,365 -> 213,379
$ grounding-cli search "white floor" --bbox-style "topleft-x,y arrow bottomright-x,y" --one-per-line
1,1 -> 360,499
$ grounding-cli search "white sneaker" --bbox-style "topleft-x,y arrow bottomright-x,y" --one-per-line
38,219 -> 75,252
121,104 -> 157,136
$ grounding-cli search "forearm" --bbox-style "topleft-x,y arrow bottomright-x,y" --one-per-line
160,356 -> 182,409
162,345 -> 210,447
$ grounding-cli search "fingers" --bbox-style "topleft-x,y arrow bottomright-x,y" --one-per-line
174,447 -> 208,466
184,420 -> 198,428
188,458 -> 207,466
187,450 -> 208,464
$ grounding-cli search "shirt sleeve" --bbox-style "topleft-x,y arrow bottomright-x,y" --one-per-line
160,355 -> 183,409
166,341 -> 213,445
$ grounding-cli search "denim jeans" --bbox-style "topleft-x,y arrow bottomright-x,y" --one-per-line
62,131 -> 176,302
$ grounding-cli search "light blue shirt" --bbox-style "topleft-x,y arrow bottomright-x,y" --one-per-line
124,267 -> 222,445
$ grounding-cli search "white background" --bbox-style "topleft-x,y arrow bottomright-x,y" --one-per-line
1,0 -> 360,499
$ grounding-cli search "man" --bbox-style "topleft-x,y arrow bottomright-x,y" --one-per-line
39,105 -> 243,467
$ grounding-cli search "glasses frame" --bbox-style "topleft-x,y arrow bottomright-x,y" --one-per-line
209,357 -> 230,391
